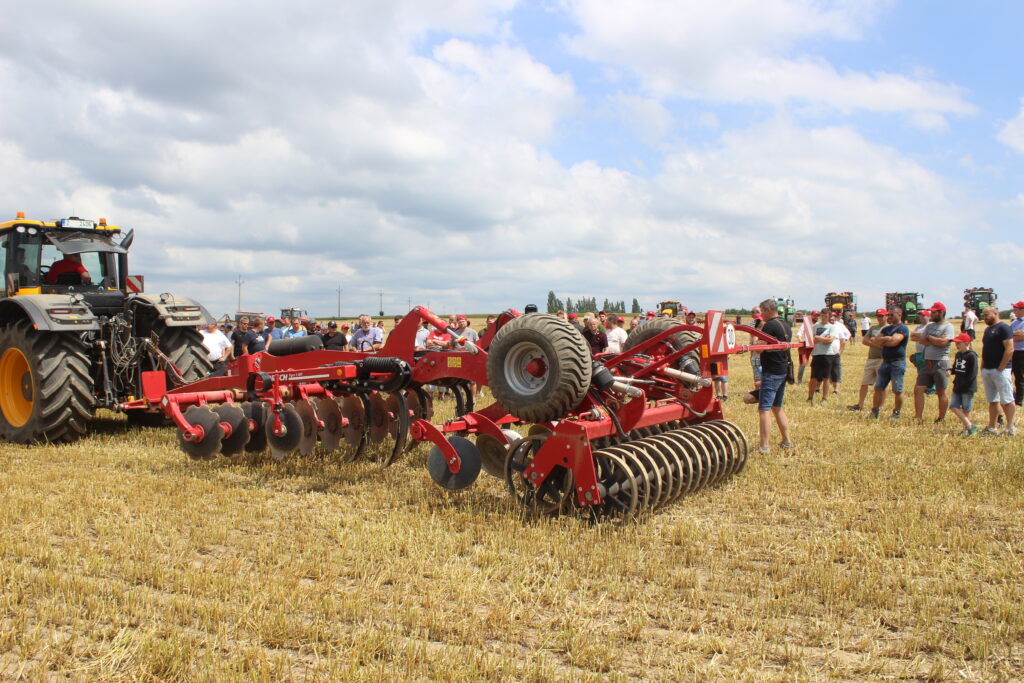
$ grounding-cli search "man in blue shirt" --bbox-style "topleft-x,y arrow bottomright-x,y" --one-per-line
868,308 -> 909,419
350,314 -> 383,352
283,317 -> 307,338
1010,301 -> 1024,407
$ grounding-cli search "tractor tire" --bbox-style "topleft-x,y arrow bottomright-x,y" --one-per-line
486,314 -> 591,423
0,320 -> 94,443
623,318 -> 701,373
155,323 -> 213,384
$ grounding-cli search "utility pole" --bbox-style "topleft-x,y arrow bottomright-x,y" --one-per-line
407,297 -> 411,311
234,275 -> 244,312
378,289 -> 384,317
336,286 -> 343,318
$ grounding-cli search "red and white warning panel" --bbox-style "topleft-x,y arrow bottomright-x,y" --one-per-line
126,275 -> 145,293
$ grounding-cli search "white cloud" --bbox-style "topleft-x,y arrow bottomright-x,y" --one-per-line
563,0 -> 975,127
997,98 -> 1024,153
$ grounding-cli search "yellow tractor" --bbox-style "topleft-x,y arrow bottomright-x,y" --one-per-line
0,213 -> 213,443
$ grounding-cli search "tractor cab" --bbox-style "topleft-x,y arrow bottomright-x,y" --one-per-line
0,216 -> 132,315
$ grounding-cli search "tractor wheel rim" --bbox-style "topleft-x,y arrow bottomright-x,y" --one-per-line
503,341 -> 548,396
0,348 -> 33,428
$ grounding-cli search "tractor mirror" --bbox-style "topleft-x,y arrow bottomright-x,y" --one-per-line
120,229 -> 135,250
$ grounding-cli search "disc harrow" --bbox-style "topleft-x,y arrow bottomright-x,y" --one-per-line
130,306 -> 795,522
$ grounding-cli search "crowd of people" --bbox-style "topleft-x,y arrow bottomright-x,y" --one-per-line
197,300 -> 1024,456
746,299 -> 1023,454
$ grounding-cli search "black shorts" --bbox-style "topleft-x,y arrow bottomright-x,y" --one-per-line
831,355 -> 842,383
810,354 -> 836,381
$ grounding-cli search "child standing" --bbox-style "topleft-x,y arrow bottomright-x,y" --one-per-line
949,332 -> 979,435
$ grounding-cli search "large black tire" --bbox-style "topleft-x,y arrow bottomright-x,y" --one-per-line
486,314 -> 591,423
155,324 -> 213,384
0,320 -> 94,443
623,318 -> 701,373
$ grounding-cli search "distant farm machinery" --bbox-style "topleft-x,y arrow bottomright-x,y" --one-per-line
123,307 -> 795,520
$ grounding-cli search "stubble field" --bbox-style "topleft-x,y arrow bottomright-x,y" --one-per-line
2,319 -> 1023,680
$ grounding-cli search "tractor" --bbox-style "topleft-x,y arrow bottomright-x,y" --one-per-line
774,297 -> 795,324
0,213 -> 214,443
657,300 -> 683,317
885,292 -> 922,319
963,287 -> 997,313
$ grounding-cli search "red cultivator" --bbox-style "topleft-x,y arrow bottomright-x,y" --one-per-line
123,308 -> 795,520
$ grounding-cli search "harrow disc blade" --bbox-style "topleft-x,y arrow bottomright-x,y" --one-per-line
241,402 -> 269,453
178,405 -> 224,460
213,403 -> 249,456
294,399 -> 320,456
427,436 -> 482,490
315,396 -> 344,453
365,392 -> 390,443
383,390 -> 410,467
592,449 -> 639,520
338,395 -> 366,449
267,403 -> 303,460
413,387 -> 434,421
477,428 -> 521,479
603,445 -> 651,514
403,388 -> 423,420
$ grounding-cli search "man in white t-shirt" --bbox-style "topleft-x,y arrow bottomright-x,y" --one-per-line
860,314 -> 871,338
605,315 -> 628,353
962,306 -> 978,341
830,312 -> 851,396
199,321 -> 232,376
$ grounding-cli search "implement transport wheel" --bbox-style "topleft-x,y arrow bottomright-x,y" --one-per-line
486,314 -> 592,423
623,318 -> 701,372
0,320 -> 94,443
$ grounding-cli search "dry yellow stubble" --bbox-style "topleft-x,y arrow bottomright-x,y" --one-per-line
0,321 -> 1022,680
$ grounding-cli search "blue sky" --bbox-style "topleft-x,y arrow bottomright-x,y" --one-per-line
1,1 -> 1022,317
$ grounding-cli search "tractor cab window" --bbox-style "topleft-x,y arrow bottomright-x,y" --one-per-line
39,242 -> 103,287
4,227 -> 43,292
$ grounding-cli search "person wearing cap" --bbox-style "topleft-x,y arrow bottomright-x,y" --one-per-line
980,305 -> 1016,435
848,308 -> 889,411
795,311 -> 818,384
869,308 -> 909,419
266,316 -> 285,343
1010,301 -> 1024,406
685,311 -> 697,325
645,311 -> 656,320
912,302 -> 955,423
949,332 -> 979,436
568,312 -> 584,334
321,321 -> 348,350
605,315 -> 627,353
453,315 -> 479,351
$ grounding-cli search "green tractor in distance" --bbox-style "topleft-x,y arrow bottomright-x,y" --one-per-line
963,287 -> 997,313
885,292 -> 922,319
774,296 -> 795,324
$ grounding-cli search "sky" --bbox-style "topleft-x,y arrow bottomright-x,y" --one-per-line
1,0 -> 1022,318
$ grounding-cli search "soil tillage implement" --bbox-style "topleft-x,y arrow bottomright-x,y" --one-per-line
145,308 -> 795,520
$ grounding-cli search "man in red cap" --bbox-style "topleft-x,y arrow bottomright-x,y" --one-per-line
912,302 -> 955,423
568,312 -> 584,334
1010,301 -> 1024,406
848,308 -> 889,411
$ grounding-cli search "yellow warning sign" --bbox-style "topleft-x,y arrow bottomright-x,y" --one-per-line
447,356 -> 462,368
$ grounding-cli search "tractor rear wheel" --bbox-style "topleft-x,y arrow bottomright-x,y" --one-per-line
623,318 -> 701,373
155,323 -> 213,384
486,314 -> 591,423
0,320 -> 94,443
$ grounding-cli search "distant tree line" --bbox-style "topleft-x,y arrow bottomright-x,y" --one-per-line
547,291 -> 643,315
